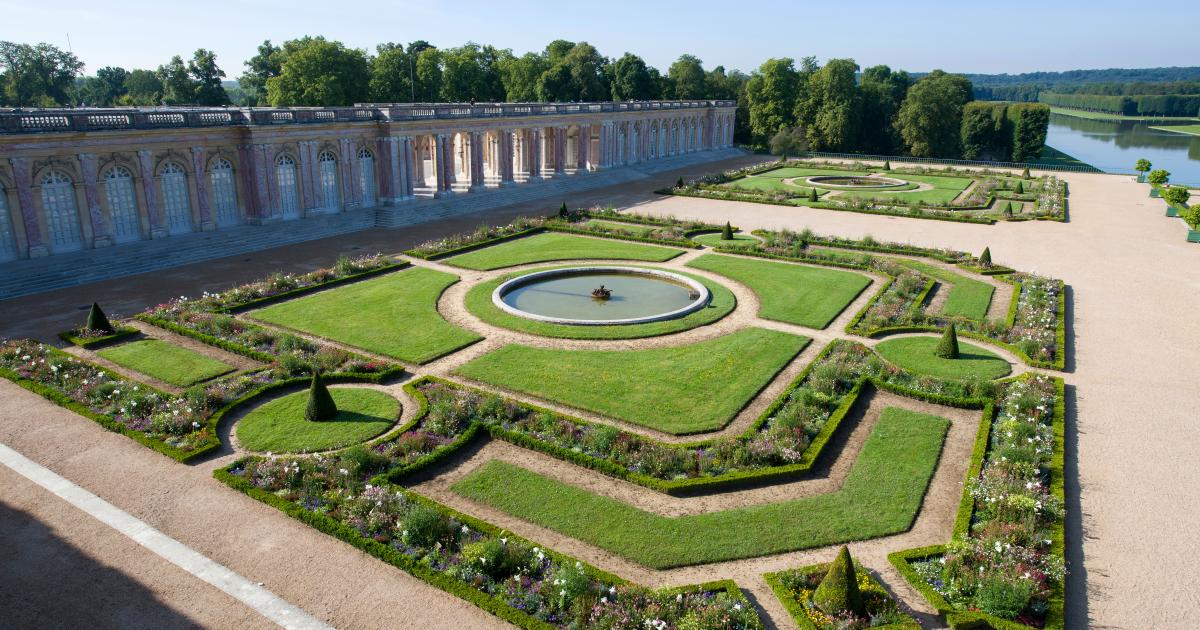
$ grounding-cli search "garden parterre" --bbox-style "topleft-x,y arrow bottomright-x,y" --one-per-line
0,210 -> 1069,629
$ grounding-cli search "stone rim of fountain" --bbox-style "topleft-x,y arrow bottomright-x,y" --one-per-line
492,266 -> 711,326
805,174 -> 909,189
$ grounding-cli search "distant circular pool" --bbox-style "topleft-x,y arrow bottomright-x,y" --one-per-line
805,175 -> 909,189
493,267 -> 710,325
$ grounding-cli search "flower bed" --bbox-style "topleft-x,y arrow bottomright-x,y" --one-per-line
57,325 -> 140,349
764,562 -> 919,629
890,375 -> 1066,629
219,448 -> 762,629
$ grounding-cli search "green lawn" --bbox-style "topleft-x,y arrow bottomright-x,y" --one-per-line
441,233 -> 683,271
1151,124 -> 1200,137
830,174 -> 974,205
754,167 -> 871,179
874,336 -> 1011,380
686,254 -> 873,329
463,267 -> 736,340
252,267 -> 482,364
236,387 -> 399,453
451,407 -> 950,568
691,231 -> 760,249
896,260 -> 995,320
96,339 -> 234,387
583,219 -> 656,236
1049,106 -> 1199,122
454,328 -> 809,434
721,177 -> 822,197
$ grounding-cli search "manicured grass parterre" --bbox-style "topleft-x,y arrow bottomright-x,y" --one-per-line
454,328 -> 809,434
251,267 -> 482,364
691,231 -> 760,248
687,254 -> 873,329
897,259 -> 995,320
831,173 -> 973,205
874,336 -> 1011,380
463,267 -> 736,340
583,219 -> 656,236
441,232 -> 683,271
451,407 -> 950,568
235,387 -> 399,453
1151,124 -> 1200,137
96,338 -> 235,387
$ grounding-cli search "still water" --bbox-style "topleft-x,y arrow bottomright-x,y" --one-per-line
1045,113 -> 1200,185
500,272 -> 697,321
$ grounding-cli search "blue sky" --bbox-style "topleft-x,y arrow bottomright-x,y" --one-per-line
2,0 -> 1196,76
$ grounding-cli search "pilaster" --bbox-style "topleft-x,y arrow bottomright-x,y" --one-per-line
8,157 -> 47,257
136,150 -> 167,238
188,147 -> 215,231
77,153 -> 112,247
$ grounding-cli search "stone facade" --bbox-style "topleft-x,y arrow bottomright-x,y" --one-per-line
0,101 -> 736,261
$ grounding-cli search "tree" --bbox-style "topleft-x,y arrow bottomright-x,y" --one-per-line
609,53 -> 655,101
123,69 -> 163,105
0,41 -> 83,106
1009,103 -> 1050,162
157,55 -> 195,104
803,58 -> 861,151
936,324 -> 960,359
537,42 -> 607,102
1135,158 -> 1152,174
85,302 -> 113,334
500,52 -> 548,102
440,42 -> 490,101
78,66 -> 128,106
768,125 -> 809,156
897,70 -> 973,158
668,54 -> 706,99
266,37 -> 370,106
979,247 -> 992,267
813,547 -> 863,615
239,40 -> 281,105
304,372 -> 338,422
1147,169 -> 1170,186
188,49 -> 230,105
960,102 -> 1005,160
857,65 -> 911,153
370,43 -> 414,102
1162,186 -> 1190,208
745,58 -> 800,145
413,48 -> 444,102
1180,204 -> 1200,230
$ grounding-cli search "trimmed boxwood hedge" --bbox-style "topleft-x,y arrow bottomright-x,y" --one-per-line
57,325 -> 140,349
887,377 -> 1067,630
666,187 -> 999,225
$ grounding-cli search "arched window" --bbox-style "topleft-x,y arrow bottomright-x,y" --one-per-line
0,186 -> 15,261
357,148 -> 376,207
276,155 -> 300,219
159,162 -> 192,235
40,171 -> 82,252
317,151 -> 338,213
104,167 -> 141,243
209,158 -> 239,227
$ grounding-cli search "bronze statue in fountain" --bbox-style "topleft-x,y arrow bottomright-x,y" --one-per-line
591,285 -> 612,300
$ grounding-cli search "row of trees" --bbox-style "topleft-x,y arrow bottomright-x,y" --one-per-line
961,102 -> 1051,162
1037,91 -> 1200,117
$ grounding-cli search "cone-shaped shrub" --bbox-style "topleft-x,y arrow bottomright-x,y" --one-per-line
85,302 -> 114,334
676,177 -> 685,188
558,202 -> 569,218
721,221 -> 734,240
809,187 -> 819,202
813,546 -> 864,616
305,372 -> 338,422
936,324 -> 960,359
1022,167 -> 1030,178
883,160 -> 891,170
979,247 -> 992,267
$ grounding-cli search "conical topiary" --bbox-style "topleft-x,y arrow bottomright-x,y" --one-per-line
305,372 -> 338,422
1021,167 -> 1030,178
1015,181 -> 1024,194
676,176 -> 685,188
85,302 -> 114,334
883,160 -> 891,171
558,202 -> 569,218
809,187 -> 819,202
721,221 -> 734,240
813,546 -> 864,616
979,247 -> 992,267
936,324 -> 960,359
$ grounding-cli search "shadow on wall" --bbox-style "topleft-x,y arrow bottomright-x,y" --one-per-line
0,500 -> 200,629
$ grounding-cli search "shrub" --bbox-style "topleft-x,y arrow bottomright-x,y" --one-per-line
974,573 -> 1038,619
722,221 -> 734,240
813,547 -> 863,615
558,202 -> 568,218
399,503 -> 458,548
809,187 -> 818,202
1021,167 -> 1030,178
1015,181 -> 1024,194
1147,169 -> 1170,186
979,247 -> 992,267
304,372 -> 338,422
936,324 -> 960,359
85,302 -> 114,334
1180,205 -> 1200,230
676,177 -> 685,189
884,160 -> 892,170
1135,158 -> 1151,173
1162,185 -> 1190,208
461,538 -> 532,580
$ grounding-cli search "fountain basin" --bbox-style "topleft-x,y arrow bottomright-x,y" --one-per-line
492,266 -> 710,325
805,175 -> 909,189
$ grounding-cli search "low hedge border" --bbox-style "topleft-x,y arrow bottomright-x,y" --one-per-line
666,187 -> 998,225
887,375 -> 1067,630
135,314 -> 277,364
56,325 -> 140,349
543,225 -> 699,249
220,261 -> 410,314
763,562 -> 921,630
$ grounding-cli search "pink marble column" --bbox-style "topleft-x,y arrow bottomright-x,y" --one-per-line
554,127 -> 567,174
7,157 -> 47,257
188,147 -> 215,231
77,153 -> 112,246
401,137 -> 414,198
499,130 -> 515,186
528,128 -> 543,180
576,124 -> 590,173
469,131 -> 485,191
434,134 -> 453,197
136,150 -> 167,237
297,141 -> 316,212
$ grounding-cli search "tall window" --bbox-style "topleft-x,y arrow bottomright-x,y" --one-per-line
0,187 -> 15,261
40,171 -> 82,252
276,155 -> 299,219
160,162 -> 192,235
357,148 -> 376,207
318,151 -> 338,213
104,167 -> 141,243
209,158 -> 238,227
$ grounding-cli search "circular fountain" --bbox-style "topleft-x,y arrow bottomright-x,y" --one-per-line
804,175 -> 909,189
492,266 -> 710,325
